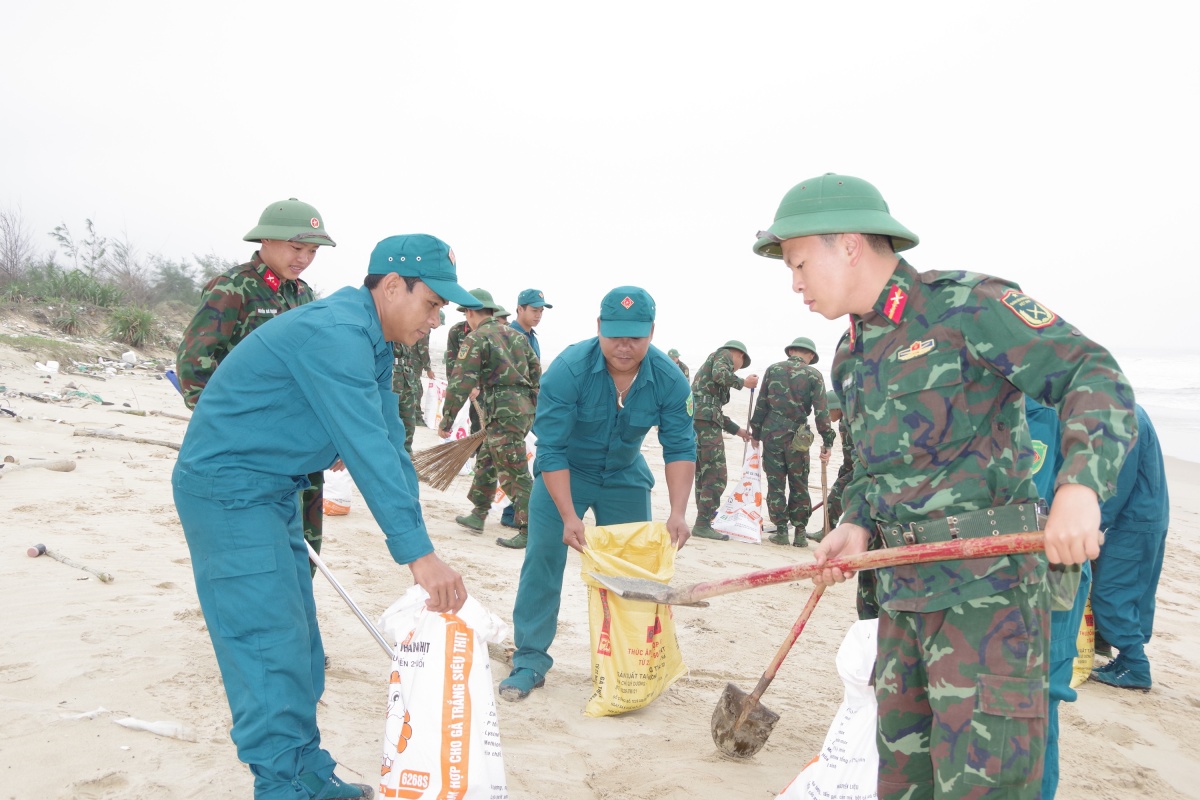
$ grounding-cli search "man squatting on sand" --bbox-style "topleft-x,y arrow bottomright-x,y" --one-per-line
173,234 -> 481,800
754,173 -> 1136,799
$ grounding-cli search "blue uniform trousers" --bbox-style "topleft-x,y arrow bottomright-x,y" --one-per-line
1043,561 -> 1091,800
1090,526 -> 1167,674
174,469 -> 335,800
511,473 -> 652,677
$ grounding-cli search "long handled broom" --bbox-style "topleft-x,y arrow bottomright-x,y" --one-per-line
411,398 -> 487,491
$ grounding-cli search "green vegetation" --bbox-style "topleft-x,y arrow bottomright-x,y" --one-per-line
107,306 -> 158,347
1,333 -> 96,364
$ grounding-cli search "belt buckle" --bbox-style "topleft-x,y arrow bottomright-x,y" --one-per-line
946,515 -> 960,539
902,524 -> 917,546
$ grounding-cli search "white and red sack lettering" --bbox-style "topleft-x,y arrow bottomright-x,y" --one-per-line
712,444 -> 764,543
378,587 -> 509,800
776,618 -> 879,800
322,468 -> 355,516
421,378 -> 447,430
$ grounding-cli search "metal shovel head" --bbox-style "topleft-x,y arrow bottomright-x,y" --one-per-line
711,682 -> 779,758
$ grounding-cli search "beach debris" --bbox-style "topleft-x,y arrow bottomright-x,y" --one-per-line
72,427 -> 180,450
0,459 -> 76,477
150,409 -> 191,422
26,542 -> 114,583
61,707 -> 110,720
121,351 -> 138,365
115,717 -> 196,742
35,360 -> 60,374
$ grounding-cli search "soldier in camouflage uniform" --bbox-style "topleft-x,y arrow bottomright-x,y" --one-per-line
823,387 -> 879,619
667,348 -> 689,379
176,197 -> 336,561
444,313 -> 480,434
438,288 -> 540,547
750,336 -> 834,547
754,173 -> 1135,799
690,340 -> 759,541
392,332 -> 433,453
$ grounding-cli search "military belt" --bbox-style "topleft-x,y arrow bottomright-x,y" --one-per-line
877,504 -> 1040,549
693,395 -> 721,406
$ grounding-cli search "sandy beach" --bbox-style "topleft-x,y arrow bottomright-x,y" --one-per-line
2,338 -> 1198,800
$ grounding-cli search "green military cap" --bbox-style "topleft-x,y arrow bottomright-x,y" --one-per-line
456,288 -> 502,313
721,339 -> 751,368
826,389 -> 841,412
244,198 -> 336,246
785,336 -> 819,364
667,348 -> 681,358
752,174 -> 918,258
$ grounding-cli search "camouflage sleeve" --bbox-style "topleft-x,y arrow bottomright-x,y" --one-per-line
175,276 -> 247,410
967,280 -> 1136,501
440,334 -> 484,434
417,334 -> 431,373
711,350 -> 745,390
810,371 -> 835,447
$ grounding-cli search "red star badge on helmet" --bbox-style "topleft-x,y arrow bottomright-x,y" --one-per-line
310,217 -> 320,228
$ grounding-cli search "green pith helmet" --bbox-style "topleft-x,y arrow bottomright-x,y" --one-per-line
667,348 -> 681,358
826,389 -> 841,412
438,309 -> 446,325
785,336 -> 819,364
495,304 -> 510,318
721,339 -> 751,368
753,173 -> 917,258
244,198 -> 336,246
457,287 -> 503,313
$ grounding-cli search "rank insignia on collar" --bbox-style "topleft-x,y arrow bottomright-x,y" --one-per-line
883,285 -> 907,323
263,268 -> 281,292
1000,289 -> 1057,329
897,338 -> 935,361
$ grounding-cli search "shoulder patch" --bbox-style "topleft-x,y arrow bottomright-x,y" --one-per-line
1000,289 -> 1057,329
456,342 -> 471,360
1031,439 -> 1049,474
686,392 -> 694,417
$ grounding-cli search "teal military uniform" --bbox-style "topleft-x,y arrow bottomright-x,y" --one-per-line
172,235 -> 479,799
502,287 -> 696,699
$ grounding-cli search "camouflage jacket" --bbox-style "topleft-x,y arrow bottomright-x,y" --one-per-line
690,348 -> 744,434
444,320 -> 471,378
749,356 -> 835,447
176,252 -> 314,409
831,259 -> 1135,613
392,332 -> 431,393
440,317 -> 541,433
674,359 -> 690,380
836,415 -> 853,480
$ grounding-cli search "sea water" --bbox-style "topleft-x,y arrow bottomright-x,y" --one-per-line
1114,348 -> 1200,464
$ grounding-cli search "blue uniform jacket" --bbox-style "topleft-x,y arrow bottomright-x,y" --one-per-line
532,339 -> 695,488
1025,396 -> 1062,505
509,320 -> 541,358
1101,404 -> 1169,531
174,285 -> 432,566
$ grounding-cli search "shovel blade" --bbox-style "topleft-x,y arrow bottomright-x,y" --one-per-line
711,682 -> 779,758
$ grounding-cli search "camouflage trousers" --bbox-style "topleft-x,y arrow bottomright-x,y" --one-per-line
761,437 -> 812,530
468,423 -> 532,529
875,580 -> 1050,799
397,381 -> 421,454
301,472 -> 323,577
827,462 -> 853,527
693,421 -> 729,522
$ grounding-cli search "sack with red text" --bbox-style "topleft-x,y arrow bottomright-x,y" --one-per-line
580,521 -> 687,717
377,586 -> 509,799
712,443 -> 764,543
421,378 -> 447,430
322,467 -> 355,516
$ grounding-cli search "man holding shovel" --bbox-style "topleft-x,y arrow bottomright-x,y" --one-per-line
174,234 -> 480,800
753,173 -> 1136,799
690,340 -> 758,540
750,337 -> 834,548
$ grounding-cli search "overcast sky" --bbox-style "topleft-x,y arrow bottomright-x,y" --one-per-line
3,1 -> 1198,378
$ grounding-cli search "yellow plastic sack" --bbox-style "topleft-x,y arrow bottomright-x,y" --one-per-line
580,521 -> 687,717
1070,592 -> 1095,689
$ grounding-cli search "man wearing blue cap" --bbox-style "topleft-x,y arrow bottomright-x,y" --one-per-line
173,234 -> 482,800
499,286 -> 697,701
510,288 -> 551,359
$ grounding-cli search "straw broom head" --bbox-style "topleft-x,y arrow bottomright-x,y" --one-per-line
412,398 -> 487,491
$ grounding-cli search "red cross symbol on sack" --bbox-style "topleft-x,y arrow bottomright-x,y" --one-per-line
645,615 -> 662,642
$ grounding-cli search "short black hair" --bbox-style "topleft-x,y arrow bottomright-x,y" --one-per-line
364,274 -> 421,291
